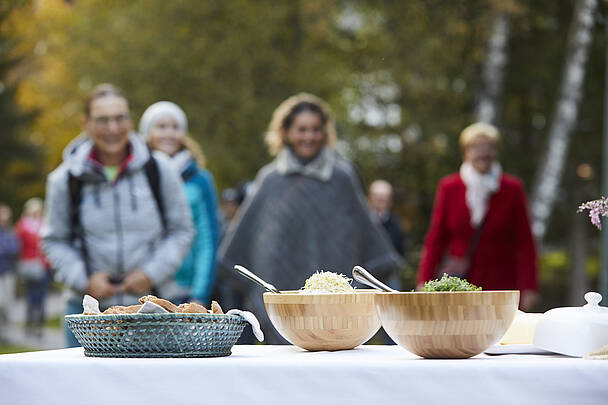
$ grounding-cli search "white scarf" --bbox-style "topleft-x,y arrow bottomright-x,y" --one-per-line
459,161 -> 502,226
153,149 -> 193,174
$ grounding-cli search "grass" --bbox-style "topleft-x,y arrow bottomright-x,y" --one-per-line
0,343 -> 37,355
44,315 -> 62,330
14,315 -> 63,330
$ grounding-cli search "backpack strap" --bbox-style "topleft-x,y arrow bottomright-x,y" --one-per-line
462,215 -> 488,277
68,158 -> 167,280
143,156 -> 167,232
68,173 -> 91,277
68,173 -> 82,239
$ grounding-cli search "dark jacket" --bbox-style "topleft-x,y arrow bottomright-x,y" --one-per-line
0,226 -> 19,274
379,212 -> 406,258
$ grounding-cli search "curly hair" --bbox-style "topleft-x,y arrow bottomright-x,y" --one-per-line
264,93 -> 337,156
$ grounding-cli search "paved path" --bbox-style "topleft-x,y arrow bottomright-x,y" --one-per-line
2,292 -> 66,350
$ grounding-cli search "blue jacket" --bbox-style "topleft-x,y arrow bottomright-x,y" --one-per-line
0,226 -> 20,273
174,160 -> 220,303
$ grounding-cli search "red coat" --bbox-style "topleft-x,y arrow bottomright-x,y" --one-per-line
15,217 -> 48,266
418,173 -> 538,292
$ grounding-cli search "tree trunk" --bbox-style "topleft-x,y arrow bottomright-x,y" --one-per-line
570,191 -> 589,305
530,0 -> 598,240
475,12 -> 510,125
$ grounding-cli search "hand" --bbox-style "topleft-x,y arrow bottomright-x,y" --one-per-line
520,290 -> 539,311
120,270 -> 153,296
86,272 -> 116,299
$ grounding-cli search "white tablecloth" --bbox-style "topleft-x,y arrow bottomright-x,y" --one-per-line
1,345 -> 607,405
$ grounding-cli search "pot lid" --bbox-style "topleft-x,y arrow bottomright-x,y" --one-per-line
543,292 -> 608,324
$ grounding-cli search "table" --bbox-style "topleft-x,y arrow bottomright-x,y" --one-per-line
1,345 -> 607,405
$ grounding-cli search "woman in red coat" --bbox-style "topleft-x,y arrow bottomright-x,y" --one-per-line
15,198 -> 51,337
418,122 -> 539,310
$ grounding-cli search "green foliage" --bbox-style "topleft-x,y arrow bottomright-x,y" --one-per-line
342,1 -> 605,296
339,1 -> 496,237
44,315 -> 62,330
29,0 -> 351,190
0,0 -> 42,210
6,0 -> 606,300
0,343 -> 36,354
539,250 -> 570,310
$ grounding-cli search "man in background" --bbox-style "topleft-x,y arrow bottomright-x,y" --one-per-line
368,179 -> 407,345
368,180 -> 406,287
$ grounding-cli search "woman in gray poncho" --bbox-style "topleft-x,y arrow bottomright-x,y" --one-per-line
218,93 -> 402,344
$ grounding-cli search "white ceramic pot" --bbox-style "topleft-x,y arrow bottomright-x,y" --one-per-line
533,292 -> 608,357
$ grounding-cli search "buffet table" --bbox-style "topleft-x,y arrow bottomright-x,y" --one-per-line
1,345 -> 607,405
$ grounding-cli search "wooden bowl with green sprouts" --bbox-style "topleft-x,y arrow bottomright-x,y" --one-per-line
375,275 -> 519,358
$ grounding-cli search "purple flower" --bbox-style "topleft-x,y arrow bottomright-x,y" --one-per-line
578,197 -> 608,230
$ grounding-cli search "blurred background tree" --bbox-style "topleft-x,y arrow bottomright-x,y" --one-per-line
17,0 -> 353,188
0,0 -> 42,210
3,0 -> 607,309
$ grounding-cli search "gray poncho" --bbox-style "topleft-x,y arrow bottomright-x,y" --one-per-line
218,147 -> 402,344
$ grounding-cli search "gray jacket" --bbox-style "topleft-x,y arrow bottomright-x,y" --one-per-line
42,133 -> 194,308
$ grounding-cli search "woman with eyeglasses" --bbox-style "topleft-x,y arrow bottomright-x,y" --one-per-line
42,84 -> 194,347
417,123 -> 539,310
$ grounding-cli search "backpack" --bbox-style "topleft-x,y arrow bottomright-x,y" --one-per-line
68,156 -> 166,277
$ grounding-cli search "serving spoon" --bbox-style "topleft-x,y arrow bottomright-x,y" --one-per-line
234,264 -> 281,294
352,265 -> 397,292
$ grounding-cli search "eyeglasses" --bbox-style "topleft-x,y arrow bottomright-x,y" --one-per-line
90,114 -> 130,129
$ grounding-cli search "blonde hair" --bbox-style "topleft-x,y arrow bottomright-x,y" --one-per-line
182,136 -> 207,168
459,122 -> 501,149
265,93 -> 337,156
23,198 -> 43,216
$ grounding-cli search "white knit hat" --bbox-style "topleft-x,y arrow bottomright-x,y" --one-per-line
138,101 -> 188,139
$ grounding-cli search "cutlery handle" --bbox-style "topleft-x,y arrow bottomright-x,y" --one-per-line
234,265 -> 281,294
352,266 -> 397,292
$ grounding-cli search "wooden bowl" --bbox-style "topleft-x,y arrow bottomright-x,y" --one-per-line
263,290 -> 381,351
375,291 -> 519,358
